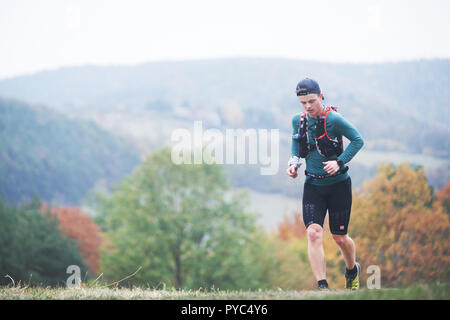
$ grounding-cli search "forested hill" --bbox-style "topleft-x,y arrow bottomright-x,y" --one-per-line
0,58 -> 448,158
0,97 -> 141,205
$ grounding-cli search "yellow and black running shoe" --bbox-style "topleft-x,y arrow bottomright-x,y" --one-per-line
345,262 -> 361,290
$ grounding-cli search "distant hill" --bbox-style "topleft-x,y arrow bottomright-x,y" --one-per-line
0,58 -> 448,201
0,58 -> 448,158
0,97 -> 141,205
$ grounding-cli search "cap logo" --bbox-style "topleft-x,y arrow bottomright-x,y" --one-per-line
296,88 -> 309,96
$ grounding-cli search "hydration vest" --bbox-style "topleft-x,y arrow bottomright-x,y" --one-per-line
293,106 -> 344,159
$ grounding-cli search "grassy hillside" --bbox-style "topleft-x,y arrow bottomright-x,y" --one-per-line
0,282 -> 448,300
0,97 -> 141,205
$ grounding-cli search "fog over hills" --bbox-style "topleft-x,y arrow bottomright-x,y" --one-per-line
0,58 -> 448,121
1,58 -> 449,209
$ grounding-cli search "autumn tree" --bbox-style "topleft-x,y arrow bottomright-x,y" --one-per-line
351,163 -> 450,287
277,211 -> 306,241
41,205 -> 102,275
435,181 -> 450,216
0,198 -> 87,286
276,165 -> 450,289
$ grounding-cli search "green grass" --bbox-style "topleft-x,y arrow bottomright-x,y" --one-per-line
0,282 -> 448,300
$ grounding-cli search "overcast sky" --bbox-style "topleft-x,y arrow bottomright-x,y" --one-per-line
1,0 -> 449,79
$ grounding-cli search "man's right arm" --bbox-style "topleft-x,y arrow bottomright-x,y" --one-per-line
291,114 -> 301,158
288,114 -> 302,171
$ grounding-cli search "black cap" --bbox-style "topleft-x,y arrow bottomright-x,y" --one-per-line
296,78 -> 323,99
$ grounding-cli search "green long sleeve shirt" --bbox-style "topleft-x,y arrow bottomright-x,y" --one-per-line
291,107 -> 364,186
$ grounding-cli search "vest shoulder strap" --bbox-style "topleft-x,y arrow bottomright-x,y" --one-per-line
321,106 -> 338,116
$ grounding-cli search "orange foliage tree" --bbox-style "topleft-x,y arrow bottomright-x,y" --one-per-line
277,211 -> 306,241
41,204 -> 102,275
435,181 -> 450,216
277,164 -> 450,289
351,163 -> 450,287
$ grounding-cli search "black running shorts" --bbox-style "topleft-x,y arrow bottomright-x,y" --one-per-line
302,177 -> 352,235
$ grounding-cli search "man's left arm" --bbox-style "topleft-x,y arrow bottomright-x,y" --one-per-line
334,112 -> 364,165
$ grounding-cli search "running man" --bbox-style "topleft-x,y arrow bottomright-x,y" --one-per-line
286,78 -> 364,291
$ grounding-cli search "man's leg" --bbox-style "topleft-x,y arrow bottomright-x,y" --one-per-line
333,234 -> 360,289
328,177 -> 354,269
302,182 -> 328,287
307,223 -> 326,281
332,234 -> 355,270
328,177 -> 360,289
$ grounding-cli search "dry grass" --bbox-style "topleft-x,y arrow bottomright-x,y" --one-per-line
0,282 -> 448,300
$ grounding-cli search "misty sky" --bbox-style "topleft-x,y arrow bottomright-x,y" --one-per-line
1,0 -> 449,79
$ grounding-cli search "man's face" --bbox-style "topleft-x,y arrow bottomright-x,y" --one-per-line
298,93 -> 323,118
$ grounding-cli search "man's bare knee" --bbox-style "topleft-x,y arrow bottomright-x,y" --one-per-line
332,234 -> 348,246
307,224 -> 323,245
